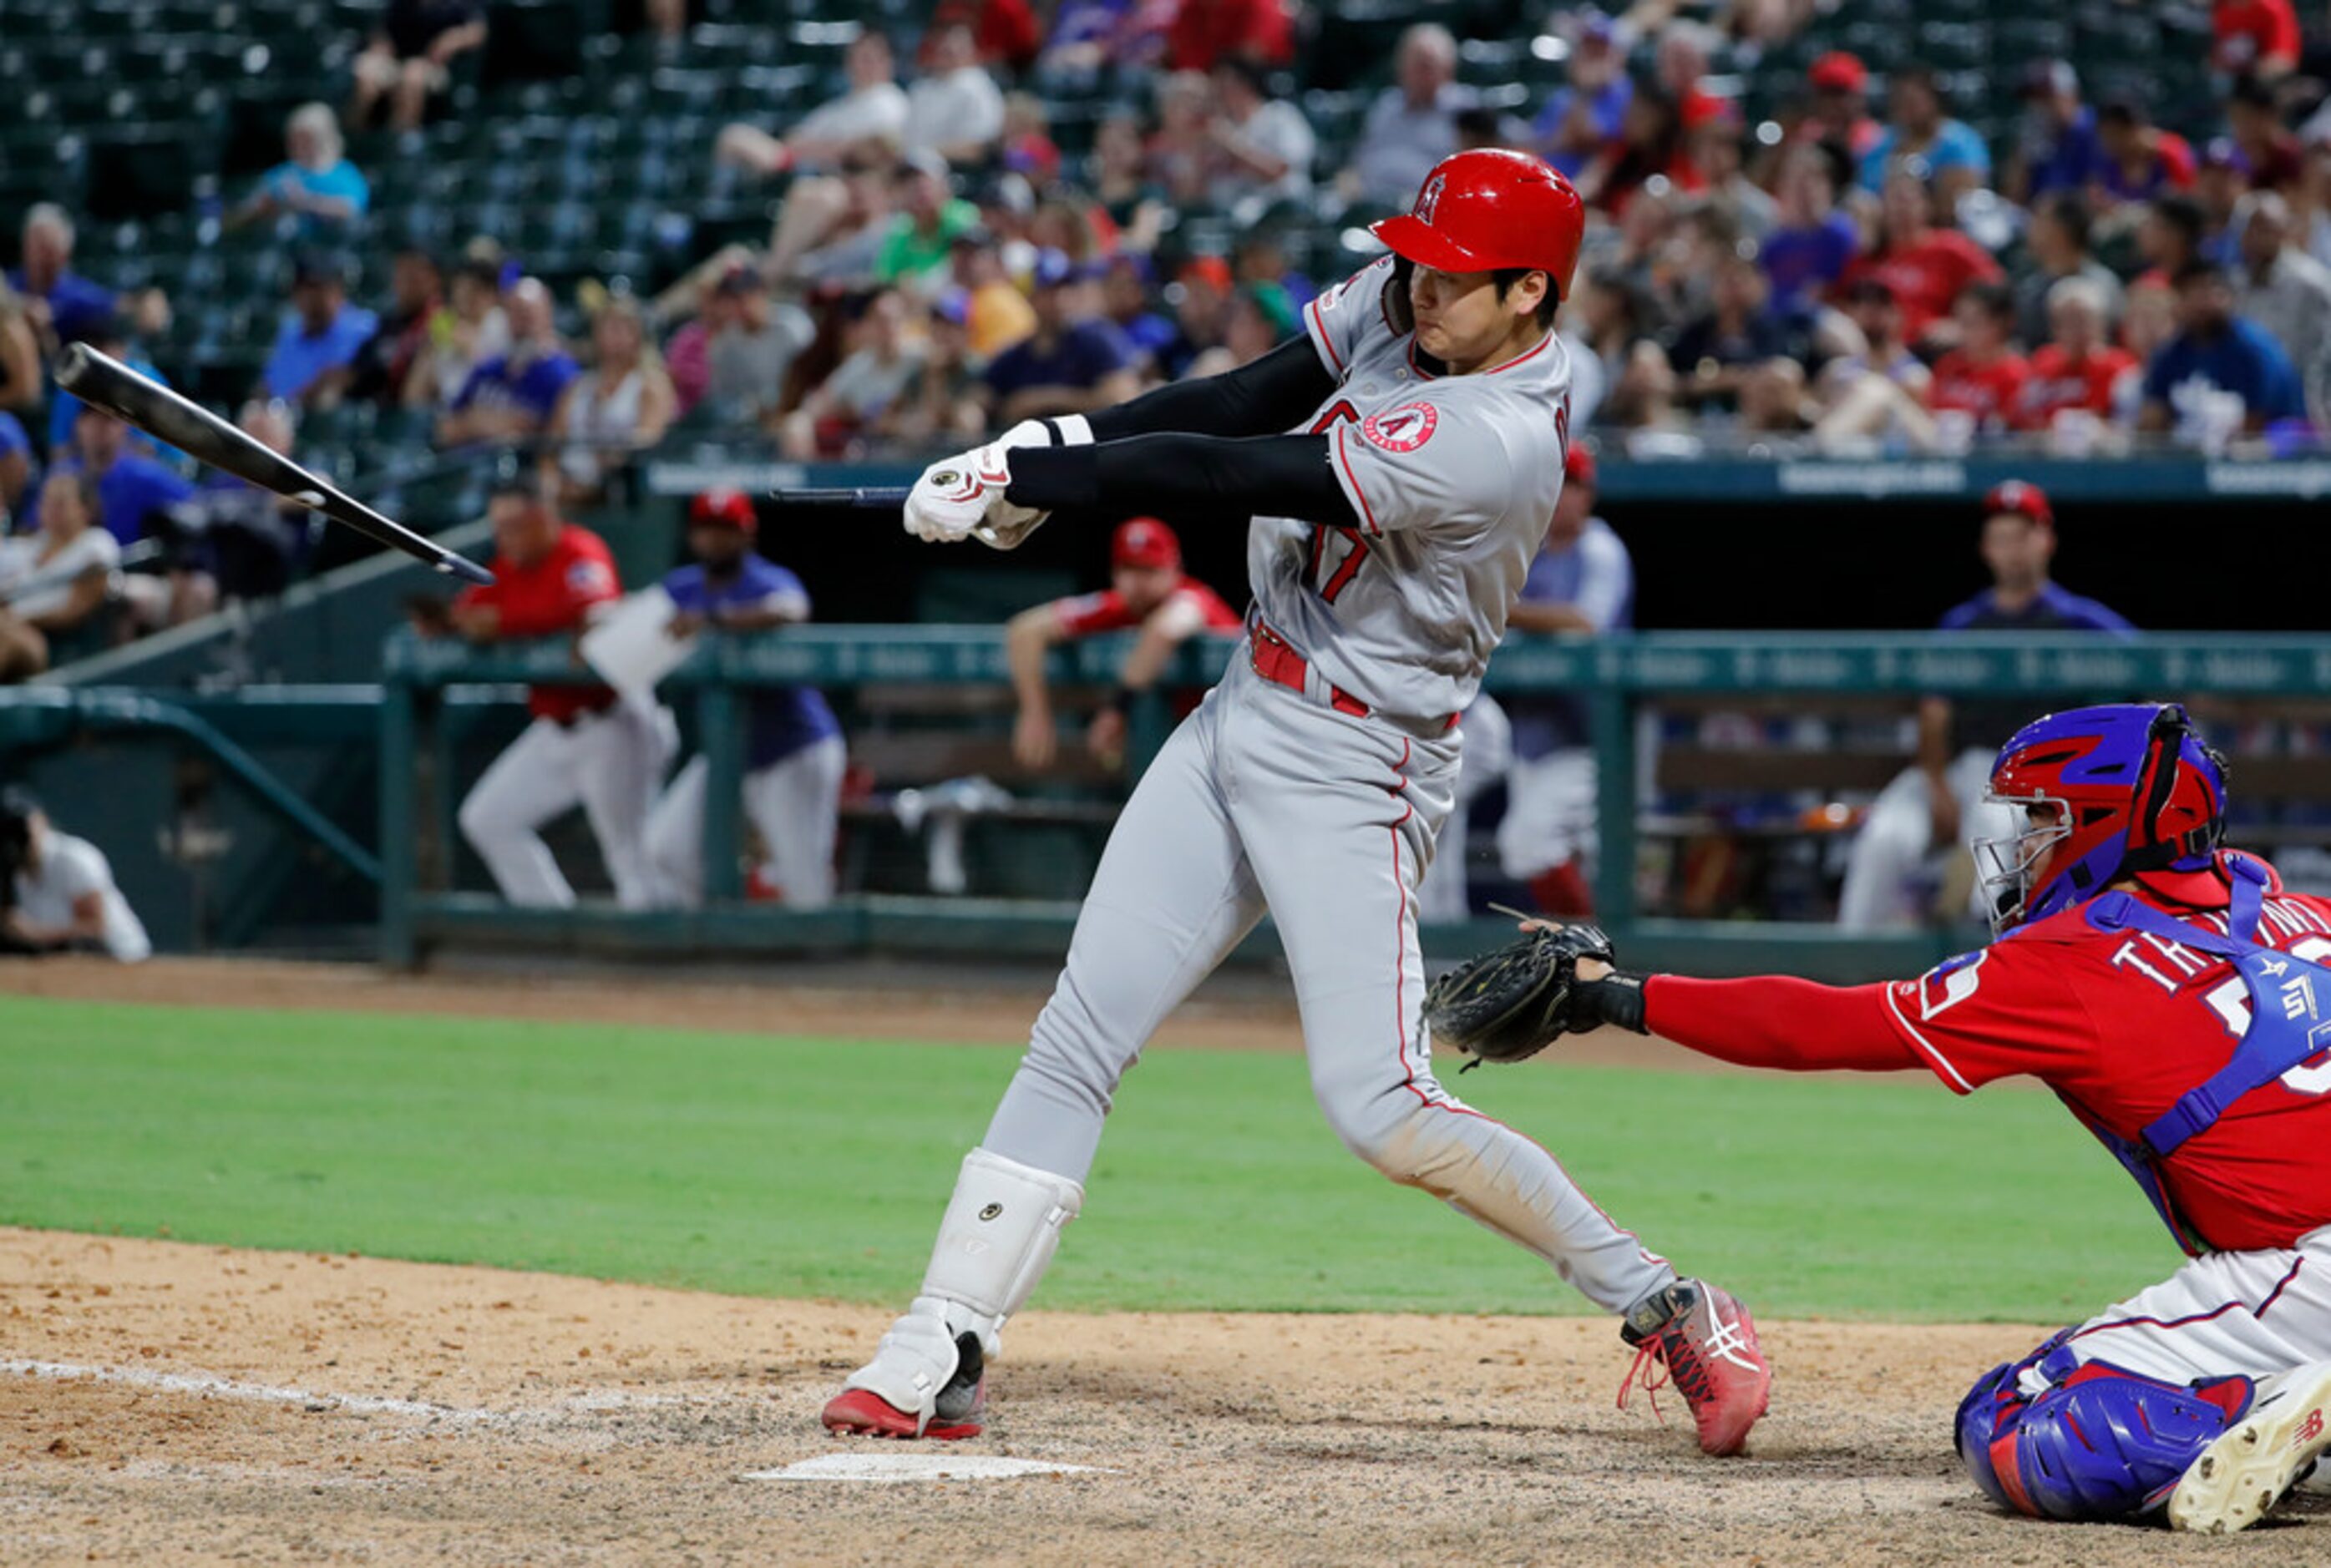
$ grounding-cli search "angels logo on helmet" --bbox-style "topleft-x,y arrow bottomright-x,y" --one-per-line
1416,173 -> 1447,223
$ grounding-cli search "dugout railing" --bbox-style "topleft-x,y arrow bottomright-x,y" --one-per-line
373,627 -> 2331,981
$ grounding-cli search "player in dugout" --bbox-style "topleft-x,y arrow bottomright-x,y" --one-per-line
1467,703 -> 2331,1533
1003,515 -> 1242,771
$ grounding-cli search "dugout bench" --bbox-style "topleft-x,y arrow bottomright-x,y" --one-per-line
374,628 -> 2331,984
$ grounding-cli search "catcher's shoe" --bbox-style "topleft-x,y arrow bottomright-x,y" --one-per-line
1619,1279 -> 1771,1457
821,1297 -> 990,1441
2166,1360 -> 2331,1534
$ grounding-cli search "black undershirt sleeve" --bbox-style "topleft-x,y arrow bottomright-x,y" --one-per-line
1007,433 -> 1357,526
1081,336 -> 1339,442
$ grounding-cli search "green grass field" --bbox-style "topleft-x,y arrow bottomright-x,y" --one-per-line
0,994 -> 2177,1322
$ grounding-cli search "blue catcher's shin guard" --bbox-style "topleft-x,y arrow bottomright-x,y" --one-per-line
1956,1334 -> 2256,1522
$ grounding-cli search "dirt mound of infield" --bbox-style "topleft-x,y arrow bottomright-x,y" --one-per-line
7,1230 -> 2322,1565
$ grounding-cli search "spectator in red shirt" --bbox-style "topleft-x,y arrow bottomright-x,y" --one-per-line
1928,282 -> 2031,433
2017,276 -> 2139,432
1579,83 -> 1705,219
1004,517 -> 1242,771
2213,0 -> 2301,80
1798,50 -> 1882,161
434,481 -> 669,910
2227,73 -> 2304,192
1834,171 -> 2003,346
1166,0 -> 1291,73
931,0 -> 1041,73
1653,20 -> 1725,129
2094,96 -> 2197,208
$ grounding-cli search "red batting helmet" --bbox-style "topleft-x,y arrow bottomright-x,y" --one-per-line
691,488 -> 758,534
1371,149 -> 1586,302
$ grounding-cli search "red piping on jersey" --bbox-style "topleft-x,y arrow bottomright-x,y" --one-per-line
1308,296 -> 1345,374
1332,426 -> 1383,536
2067,1257 -> 2307,1344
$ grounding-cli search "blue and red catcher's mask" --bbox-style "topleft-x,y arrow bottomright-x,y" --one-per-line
1975,703 -> 2228,937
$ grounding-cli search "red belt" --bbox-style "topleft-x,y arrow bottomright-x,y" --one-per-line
1249,618 -> 1372,716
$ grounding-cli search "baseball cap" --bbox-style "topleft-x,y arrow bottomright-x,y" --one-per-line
1112,516 -> 1181,570
712,261 -> 765,297
1031,247 -> 1077,290
1808,52 -> 1867,94
1983,479 -> 2053,529
291,250 -> 348,286
898,148 -> 951,185
2018,59 -> 2079,99
691,488 -> 758,534
1178,255 -> 1234,293
2200,136 -> 2248,173
1563,443 -> 1599,490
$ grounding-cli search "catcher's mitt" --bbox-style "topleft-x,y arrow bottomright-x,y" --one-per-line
1422,922 -> 1618,1069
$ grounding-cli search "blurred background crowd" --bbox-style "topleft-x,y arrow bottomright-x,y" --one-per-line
8,0 -> 2331,645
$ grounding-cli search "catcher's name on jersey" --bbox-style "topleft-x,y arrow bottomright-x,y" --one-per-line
1884,862 -> 2331,1255
1251,256 -> 1573,723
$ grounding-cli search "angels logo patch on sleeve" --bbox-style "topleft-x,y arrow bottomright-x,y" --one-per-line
1361,401 -> 1438,453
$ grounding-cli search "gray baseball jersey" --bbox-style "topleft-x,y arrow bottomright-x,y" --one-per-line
1246,256 -> 1573,721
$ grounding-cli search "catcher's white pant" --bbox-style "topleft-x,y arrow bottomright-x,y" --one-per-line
2040,1226 -> 2331,1391
645,736 -> 847,908
1416,693 -> 1511,927
981,654 -> 1676,1316
1837,747 -> 2018,931
458,704 -> 669,909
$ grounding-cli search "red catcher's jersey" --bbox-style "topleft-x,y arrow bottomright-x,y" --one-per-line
455,523 -> 622,724
1052,577 -> 1244,638
1882,856 -> 2331,1254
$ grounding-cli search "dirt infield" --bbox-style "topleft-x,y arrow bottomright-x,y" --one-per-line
3,1231 -> 2325,1566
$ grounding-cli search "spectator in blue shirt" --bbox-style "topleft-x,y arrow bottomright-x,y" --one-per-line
2012,59 -> 2103,201
52,406 -> 195,548
0,410 -> 31,520
231,104 -> 371,240
6,205 -> 168,356
1760,146 -> 1858,311
1097,254 -> 1175,372
644,490 -> 846,910
263,255 -> 380,408
436,278 -> 578,448
2140,260 -> 2308,438
981,250 -> 1141,425
1532,12 -> 1631,180
1858,67 -> 1992,203
43,330 -> 186,466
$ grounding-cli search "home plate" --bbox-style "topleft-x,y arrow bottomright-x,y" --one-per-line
744,1453 -> 1115,1484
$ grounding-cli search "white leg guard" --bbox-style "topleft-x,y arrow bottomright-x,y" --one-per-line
839,1150 -> 1082,1434
920,1147 -> 1084,1336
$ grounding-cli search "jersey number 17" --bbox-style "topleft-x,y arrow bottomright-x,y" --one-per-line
1306,401 -> 1369,604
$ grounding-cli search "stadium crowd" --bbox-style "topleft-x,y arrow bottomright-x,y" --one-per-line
7,0 -> 2331,675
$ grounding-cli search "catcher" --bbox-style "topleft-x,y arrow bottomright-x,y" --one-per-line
1429,703 -> 2331,1533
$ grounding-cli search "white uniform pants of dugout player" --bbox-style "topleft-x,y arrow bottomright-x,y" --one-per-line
458,703 -> 670,909
1838,747 -> 2019,931
644,736 -> 847,909
980,653 -> 1676,1317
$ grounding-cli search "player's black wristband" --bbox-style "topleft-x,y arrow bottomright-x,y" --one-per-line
1107,684 -> 1141,716
1573,971 -> 1649,1034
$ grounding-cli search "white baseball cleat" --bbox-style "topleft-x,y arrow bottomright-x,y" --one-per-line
2167,1360 -> 2331,1534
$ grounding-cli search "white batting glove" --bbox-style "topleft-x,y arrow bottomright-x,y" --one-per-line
904,442 -> 1016,543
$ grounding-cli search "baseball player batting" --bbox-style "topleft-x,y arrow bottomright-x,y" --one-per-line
822,150 -> 1772,1455
1438,704 -> 2331,1532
